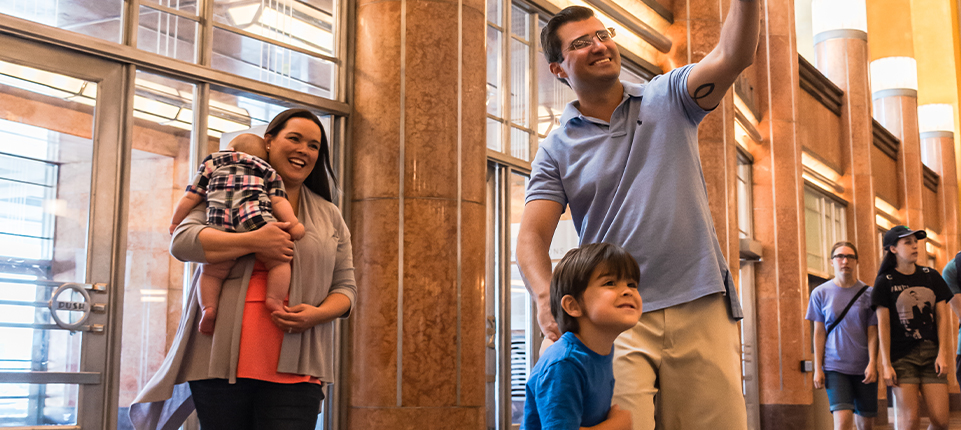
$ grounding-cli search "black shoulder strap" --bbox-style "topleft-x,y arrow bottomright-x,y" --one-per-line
826,285 -> 869,337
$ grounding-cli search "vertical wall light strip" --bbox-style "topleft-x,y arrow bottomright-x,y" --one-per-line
456,0 -> 464,404
397,0 -> 407,408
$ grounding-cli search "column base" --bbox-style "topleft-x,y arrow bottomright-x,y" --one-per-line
348,406 -> 484,429
759,404 -> 811,430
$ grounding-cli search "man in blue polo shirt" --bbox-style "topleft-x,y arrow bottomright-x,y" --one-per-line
515,4 -> 759,430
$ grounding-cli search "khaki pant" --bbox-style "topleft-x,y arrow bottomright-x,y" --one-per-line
612,293 -> 747,430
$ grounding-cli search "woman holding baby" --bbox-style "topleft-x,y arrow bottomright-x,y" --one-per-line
129,109 -> 356,430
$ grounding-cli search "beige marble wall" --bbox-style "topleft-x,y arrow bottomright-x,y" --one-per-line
348,0 -> 486,425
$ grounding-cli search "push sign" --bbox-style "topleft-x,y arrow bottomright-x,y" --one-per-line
47,283 -> 92,331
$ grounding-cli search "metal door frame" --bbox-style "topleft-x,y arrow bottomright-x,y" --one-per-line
0,32 -> 131,430
486,162 -> 541,430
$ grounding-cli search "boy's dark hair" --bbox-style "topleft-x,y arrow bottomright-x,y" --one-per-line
550,242 -> 640,334
540,6 -> 595,64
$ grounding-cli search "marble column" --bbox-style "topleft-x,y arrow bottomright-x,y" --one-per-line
813,31 -> 877,285
927,131 -> 960,256
874,89 -> 926,258
348,0 -> 487,426
751,0 -> 812,427
813,28 -> 888,424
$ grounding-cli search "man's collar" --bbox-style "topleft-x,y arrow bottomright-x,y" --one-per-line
559,80 -> 644,126
622,81 -> 644,97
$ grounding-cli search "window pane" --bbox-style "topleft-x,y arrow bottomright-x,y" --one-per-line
0,383 -> 78,426
214,0 -> 337,57
536,51 -> 575,138
0,0 -> 123,43
511,5 -> 528,40
212,27 -> 336,98
142,0 -> 199,15
0,59 -> 97,427
508,173 -> 530,425
138,6 -> 198,63
510,127 -> 529,161
487,27 -> 503,118
804,191 -> 823,273
510,39 -> 529,127
488,118 -> 502,152
116,70 -> 196,428
736,162 -> 752,239
488,0 -> 502,26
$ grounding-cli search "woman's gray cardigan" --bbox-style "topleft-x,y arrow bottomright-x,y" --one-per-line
129,188 -> 356,430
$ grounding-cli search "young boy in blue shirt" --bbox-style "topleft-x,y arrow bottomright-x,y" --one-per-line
523,243 -> 643,430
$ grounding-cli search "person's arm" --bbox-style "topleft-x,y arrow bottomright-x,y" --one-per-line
950,295 -> 961,326
941,261 -> 961,325
582,405 -> 632,430
935,301 -> 952,377
876,307 -> 897,386
516,200 -> 565,341
170,203 -> 294,265
812,321 -> 826,389
686,0 -> 760,110
271,205 -> 357,332
270,196 -> 305,240
170,192 -> 204,235
864,325 -> 879,383
271,293 -> 351,333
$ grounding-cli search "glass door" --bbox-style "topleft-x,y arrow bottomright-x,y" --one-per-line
0,33 -> 126,429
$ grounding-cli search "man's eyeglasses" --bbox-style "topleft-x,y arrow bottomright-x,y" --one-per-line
567,28 -> 616,52
832,254 -> 857,261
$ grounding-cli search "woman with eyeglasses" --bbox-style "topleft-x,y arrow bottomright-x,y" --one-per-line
806,241 -> 878,430
872,226 -> 952,430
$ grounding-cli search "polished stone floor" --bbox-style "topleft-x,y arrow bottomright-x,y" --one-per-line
877,408 -> 961,429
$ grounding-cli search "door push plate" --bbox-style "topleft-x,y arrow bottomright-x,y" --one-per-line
47,283 -> 106,332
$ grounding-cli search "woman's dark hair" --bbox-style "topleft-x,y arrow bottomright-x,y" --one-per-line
550,242 -> 640,334
877,250 -> 898,278
265,108 -> 336,202
540,6 -> 595,64
830,241 -> 858,260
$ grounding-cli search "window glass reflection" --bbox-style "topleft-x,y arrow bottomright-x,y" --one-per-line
0,0 -> 124,43
214,0 -> 337,56
138,6 -> 198,63
117,70 -> 196,428
0,58 -> 96,427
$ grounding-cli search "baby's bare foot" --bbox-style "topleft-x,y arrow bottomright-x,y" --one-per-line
199,306 -> 217,335
265,297 -> 284,314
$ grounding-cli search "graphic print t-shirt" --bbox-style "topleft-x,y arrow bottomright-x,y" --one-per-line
871,265 -> 953,362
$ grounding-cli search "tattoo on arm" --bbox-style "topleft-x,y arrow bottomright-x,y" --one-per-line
692,83 -> 716,101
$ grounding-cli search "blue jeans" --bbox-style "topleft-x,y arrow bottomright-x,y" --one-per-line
824,371 -> 878,417
189,378 -> 324,430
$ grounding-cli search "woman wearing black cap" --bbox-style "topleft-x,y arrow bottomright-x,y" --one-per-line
871,226 -> 952,430
129,109 -> 357,430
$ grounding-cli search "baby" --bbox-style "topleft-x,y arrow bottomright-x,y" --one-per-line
170,134 -> 305,334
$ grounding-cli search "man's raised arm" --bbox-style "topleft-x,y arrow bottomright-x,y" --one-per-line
516,200 -> 565,341
686,0 -> 760,110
